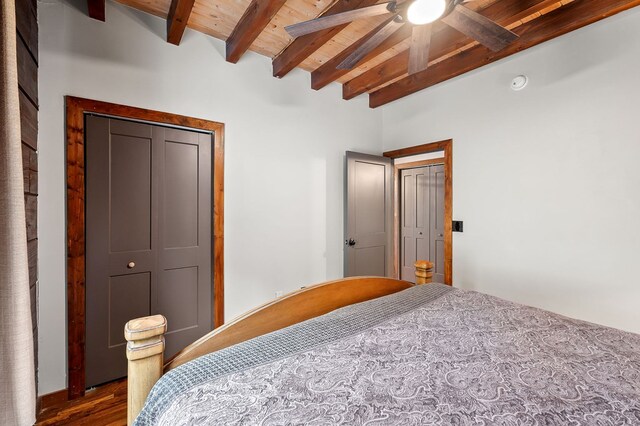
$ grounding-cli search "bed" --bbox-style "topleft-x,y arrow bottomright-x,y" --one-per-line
124,271 -> 640,425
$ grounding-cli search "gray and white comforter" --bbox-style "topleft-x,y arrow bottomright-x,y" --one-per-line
135,284 -> 640,425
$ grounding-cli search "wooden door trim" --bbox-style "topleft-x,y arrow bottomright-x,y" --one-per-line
395,157 -> 445,171
384,140 -> 452,285
65,96 -> 225,399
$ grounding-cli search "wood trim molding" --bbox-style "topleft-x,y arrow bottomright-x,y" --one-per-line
394,157 -> 445,170
65,96 -> 225,399
385,140 -> 452,285
87,0 -> 106,21
37,388 -> 69,414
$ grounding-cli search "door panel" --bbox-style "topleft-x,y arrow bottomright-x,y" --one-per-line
163,140 -> 199,249
108,273 -> 151,348
159,267 -> 199,332
354,246 -> 386,277
86,116 -> 213,387
345,152 -> 393,277
354,161 -> 387,236
109,134 -> 151,253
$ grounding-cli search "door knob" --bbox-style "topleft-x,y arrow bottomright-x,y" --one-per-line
127,261 -> 136,269
348,238 -> 356,246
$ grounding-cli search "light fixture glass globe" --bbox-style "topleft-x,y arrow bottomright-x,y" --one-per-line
407,0 -> 447,25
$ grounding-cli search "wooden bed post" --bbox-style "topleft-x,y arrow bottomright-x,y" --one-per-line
414,261 -> 434,284
125,314 -> 167,425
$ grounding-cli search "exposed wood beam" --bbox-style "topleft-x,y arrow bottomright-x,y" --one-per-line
343,0 -> 559,100
87,0 -> 105,21
369,0 -> 640,107
311,20 -> 411,90
226,0 -> 288,63
167,0 -> 196,45
272,0 -> 380,78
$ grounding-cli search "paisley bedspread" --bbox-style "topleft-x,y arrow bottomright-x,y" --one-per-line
135,284 -> 640,425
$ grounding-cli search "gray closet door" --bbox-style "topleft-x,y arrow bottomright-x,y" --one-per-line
400,164 -> 445,283
157,127 -> 212,358
85,116 -> 212,388
345,152 -> 393,277
400,167 -> 429,281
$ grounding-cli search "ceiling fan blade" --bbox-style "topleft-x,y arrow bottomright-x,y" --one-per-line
408,24 -> 432,75
285,3 -> 395,38
441,4 -> 518,52
337,18 -> 404,69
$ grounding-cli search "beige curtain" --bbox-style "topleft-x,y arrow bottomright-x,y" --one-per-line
0,0 -> 37,424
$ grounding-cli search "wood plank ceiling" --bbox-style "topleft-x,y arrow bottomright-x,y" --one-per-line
88,0 -> 640,107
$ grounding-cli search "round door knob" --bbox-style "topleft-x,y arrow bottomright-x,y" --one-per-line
348,238 -> 356,246
127,261 -> 136,269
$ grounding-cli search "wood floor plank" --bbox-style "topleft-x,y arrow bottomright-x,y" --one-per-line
36,380 -> 127,426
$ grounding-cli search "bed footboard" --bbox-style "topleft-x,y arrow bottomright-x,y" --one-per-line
124,275 -> 417,424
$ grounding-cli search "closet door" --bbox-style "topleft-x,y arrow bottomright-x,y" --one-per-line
85,116 -> 212,387
156,127 -> 212,358
400,167 -> 429,281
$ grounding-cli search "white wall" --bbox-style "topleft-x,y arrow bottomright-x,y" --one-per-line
381,7 -> 640,334
37,0 -> 382,394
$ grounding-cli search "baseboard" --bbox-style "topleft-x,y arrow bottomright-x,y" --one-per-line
37,388 -> 68,413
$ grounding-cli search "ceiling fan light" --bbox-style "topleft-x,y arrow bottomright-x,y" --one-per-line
407,0 -> 446,25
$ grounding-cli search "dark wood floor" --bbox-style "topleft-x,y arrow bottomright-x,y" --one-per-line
36,380 -> 127,425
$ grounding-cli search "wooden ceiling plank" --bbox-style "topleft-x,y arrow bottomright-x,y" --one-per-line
343,0 -> 560,100
226,0 -> 289,63
167,0 -> 196,45
87,0 -> 106,21
369,0 -> 640,108
311,20 -> 411,90
272,0 -> 381,78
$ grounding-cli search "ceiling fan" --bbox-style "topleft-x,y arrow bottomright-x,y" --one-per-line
285,0 -> 519,75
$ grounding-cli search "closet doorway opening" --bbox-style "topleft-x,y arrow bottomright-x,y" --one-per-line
384,140 -> 452,285
65,97 -> 225,399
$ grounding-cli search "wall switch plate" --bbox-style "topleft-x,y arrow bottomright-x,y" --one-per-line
452,221 -> 463,232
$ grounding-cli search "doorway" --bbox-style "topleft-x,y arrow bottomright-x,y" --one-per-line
385,140 -> 453,285
397,159 -> 445,283
343,140 -> 452,284
84,115 -> 213,387
65,97 -> 225,399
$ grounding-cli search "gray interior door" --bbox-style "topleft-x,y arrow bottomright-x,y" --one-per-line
399,164 -> 445,283
345,152 -> 393,277
85,115 -> 212,388
400,167 -> 429,281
